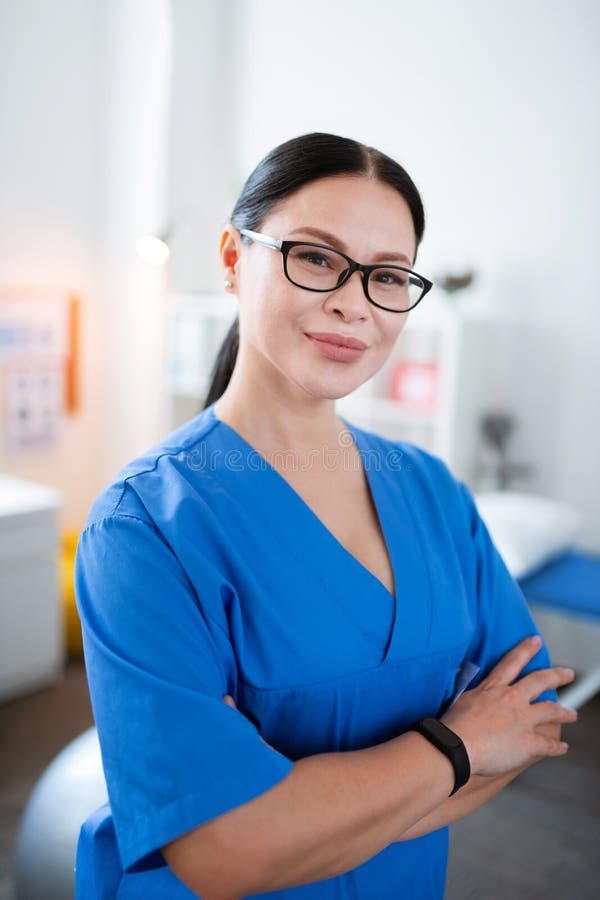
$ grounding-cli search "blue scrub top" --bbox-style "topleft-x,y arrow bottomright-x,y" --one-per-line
75,402 -> 553,899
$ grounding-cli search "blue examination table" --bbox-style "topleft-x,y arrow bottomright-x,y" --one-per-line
518,549 -> 600,708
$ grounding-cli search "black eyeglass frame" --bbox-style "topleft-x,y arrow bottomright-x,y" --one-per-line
239,228 -> 433,313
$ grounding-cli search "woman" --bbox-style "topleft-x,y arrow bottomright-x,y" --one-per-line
75,133 -> 576,899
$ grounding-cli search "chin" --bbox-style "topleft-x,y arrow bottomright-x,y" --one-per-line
301,374 -> 369,402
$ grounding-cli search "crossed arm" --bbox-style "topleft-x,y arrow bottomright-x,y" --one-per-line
395,726 -> 555,842
162,638 -> 576,900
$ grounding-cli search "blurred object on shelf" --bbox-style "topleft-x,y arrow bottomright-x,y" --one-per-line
60,529 -> 83,657
476,411 -> 533,491
436,270 -> 475,295
390,360 -> 440,412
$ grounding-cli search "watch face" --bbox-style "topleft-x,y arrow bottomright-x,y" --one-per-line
424,718 -> 463,749
442,730 -> 463,750
417,717 -> 470,797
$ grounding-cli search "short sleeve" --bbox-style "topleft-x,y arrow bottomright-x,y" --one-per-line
75,513 -> 294,871
457,483 -> 557,703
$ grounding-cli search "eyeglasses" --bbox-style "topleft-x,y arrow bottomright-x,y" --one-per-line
240,228 -> 433,313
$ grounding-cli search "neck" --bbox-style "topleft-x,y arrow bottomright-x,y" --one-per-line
213,349 -> 346,453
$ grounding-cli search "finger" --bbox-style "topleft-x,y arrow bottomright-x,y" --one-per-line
222,694 -> 237,709
530,731 -> 570,759
480,636 -> 543,688
531,700 -> 578,727
517,666 -> 575,703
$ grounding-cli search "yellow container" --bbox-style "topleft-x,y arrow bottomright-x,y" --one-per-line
60,530 -> 83,657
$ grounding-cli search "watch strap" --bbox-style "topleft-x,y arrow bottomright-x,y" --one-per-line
412,717 -> 471,796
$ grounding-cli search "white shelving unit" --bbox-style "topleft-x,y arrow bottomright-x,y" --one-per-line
166,292 -> 238,426
167,292 -> 508,485
337,296 -> 507,482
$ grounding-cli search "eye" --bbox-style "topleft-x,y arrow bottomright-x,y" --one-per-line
295,250 -> 333,268
372,269 -> 408,287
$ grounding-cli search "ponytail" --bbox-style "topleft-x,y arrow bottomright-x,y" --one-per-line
202,315 -> 239,409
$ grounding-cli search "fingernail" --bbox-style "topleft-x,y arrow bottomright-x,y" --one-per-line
531,635 -> 542,645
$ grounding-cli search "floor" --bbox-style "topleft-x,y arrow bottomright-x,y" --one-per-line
1,662 -> 599,899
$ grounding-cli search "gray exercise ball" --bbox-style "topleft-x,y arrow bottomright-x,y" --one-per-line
13,726 -> 107,900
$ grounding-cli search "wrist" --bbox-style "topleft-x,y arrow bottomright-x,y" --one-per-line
411,717 -> 471,796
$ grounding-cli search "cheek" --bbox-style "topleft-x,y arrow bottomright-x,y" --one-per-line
374,312 -> 410,358
357,314 -> 409,381
239,282 -> 309,352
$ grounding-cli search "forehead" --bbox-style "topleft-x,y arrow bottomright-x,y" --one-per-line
261,175 -> 417,260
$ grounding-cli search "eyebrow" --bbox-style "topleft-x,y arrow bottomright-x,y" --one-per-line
286,226 -> 413,266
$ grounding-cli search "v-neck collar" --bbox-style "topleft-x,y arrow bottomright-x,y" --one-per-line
206,403 -> 397,606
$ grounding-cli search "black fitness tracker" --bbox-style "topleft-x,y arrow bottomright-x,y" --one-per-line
411,717 -> 471,796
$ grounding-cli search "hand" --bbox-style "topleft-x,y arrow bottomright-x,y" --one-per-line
441,636 -> 577,777
223,694 -> 274,749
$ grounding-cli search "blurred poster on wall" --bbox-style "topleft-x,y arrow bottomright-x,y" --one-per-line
0,293 -> 79,453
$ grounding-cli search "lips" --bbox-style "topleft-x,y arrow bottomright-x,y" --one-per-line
304,332 -> 367,350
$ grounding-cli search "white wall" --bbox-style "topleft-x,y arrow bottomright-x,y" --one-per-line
1,0 -> 598,548
217,0 -> 599,548
166,0 -> 237,293
94,0 -> 172,481
0,0 -> 104,529
0,0 -> 171,529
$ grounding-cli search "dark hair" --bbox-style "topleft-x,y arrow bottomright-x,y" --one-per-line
203,132 -> 426,408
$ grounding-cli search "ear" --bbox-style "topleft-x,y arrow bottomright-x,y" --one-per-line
220,225 -> 242,292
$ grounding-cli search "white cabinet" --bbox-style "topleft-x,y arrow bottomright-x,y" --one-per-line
0,475 -> 64,701
166,292 -> 508,485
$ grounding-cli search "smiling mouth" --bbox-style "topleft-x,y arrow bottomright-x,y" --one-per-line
304,332 -> 367,363
304,331 -> 368,350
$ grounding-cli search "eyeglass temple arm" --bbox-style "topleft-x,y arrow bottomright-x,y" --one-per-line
239,229 -> 283,250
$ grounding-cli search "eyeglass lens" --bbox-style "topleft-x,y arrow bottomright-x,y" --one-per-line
285,244 -> 424,311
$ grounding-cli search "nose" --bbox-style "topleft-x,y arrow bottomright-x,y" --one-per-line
323,268 -> 370,321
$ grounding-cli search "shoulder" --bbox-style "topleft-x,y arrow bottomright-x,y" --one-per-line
84,405 -> 222,530
345,420 -> 475,533
348,420 -> 465,497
